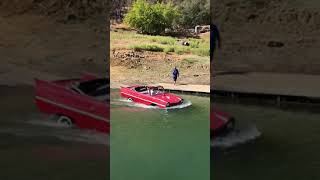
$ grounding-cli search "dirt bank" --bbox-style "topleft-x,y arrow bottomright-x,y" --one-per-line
0,1 -> 109,83
0,0 -> 108,20
111,49 -> 210,85
212,0 -> 320,75
110,25 -> 210,85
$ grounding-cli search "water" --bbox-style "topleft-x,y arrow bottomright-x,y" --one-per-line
0,85 -> 108,180
212,101 -> 320,180
212,124 -> 261,148
110,89 -> 210,180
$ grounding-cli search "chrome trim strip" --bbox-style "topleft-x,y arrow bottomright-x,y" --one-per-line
214,113 -> 228,123
35,96 -> 109,122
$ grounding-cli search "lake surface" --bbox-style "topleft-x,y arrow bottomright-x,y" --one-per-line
212,100 -> 320,180
110,89 -> 210,180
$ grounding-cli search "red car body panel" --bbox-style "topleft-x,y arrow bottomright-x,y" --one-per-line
34,73 -> 109,133
211,107 -> 234,137
120,85 -> 183,108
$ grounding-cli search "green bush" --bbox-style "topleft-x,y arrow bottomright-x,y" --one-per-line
177,0 -> 210,28
124,0 -> 180,35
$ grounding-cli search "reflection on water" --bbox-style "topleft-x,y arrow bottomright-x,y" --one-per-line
212,101 -> 320,180
111,89 -> 209,180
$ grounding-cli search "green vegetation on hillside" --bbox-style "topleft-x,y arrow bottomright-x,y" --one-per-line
121,0 -> 210,35
111,30 -> 209,56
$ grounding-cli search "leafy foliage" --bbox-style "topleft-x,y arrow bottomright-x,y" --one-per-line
124,0 -> 180,35
177,0 -> 210,28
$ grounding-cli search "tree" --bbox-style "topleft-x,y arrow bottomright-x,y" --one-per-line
124,0 -> 180,35
177,0 -> 210,28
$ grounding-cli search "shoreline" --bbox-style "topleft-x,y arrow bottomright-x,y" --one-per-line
110,81 -> 210,96
213,72 -> 320,105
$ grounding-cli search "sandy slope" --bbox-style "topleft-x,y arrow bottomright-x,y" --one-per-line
212,0 -> 320,74
0,14 -> 108,84
110,50 -> 210,85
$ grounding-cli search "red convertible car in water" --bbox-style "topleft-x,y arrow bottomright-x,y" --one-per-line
211,107 -> 235,138
120,85 -> 184,108
34,73 -> 109,133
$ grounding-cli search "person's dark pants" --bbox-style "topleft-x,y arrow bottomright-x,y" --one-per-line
210,46 -> 215,63
173,76 -> 177,83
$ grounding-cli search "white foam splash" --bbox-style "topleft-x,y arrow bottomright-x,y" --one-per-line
0,114 -> 109,145
211,125 -> 262,148
27,114 -> 71,128
166,100 -> 192,109
112,98 -> 192,110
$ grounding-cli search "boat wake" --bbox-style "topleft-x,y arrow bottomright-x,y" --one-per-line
27,114 -> 73,128
0,114 -> 109,146
166,100 -> 192,109
211,125 -> 261,148
112,98 -> 192,110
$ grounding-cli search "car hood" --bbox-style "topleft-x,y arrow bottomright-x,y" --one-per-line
210,108 -> 232,130
153,93 -> 182,103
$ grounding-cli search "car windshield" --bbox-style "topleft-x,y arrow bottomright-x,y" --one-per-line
149,86 -> 164,96
76,78 -> 109,101
134,86 -> 165,96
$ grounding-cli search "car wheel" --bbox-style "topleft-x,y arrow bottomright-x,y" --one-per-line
57,115 -> 73,127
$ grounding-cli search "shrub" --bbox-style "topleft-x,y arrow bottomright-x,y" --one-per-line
124,0 -> 180,35
177,0 -> 210,28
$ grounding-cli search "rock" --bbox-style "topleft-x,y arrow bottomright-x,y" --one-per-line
143,66 -> 151,70
183,41 -> 190,46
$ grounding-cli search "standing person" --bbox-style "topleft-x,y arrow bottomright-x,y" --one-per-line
172,66 -> 179,85
210,23 -> 221,63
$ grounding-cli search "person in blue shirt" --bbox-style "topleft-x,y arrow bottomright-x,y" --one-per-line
172,66 -> 179,85
210,23 -> 221,63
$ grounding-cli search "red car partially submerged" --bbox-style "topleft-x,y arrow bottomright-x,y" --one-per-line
120,85 -> 184,108
34,73 -> 109,133
211,107 -> 235,138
